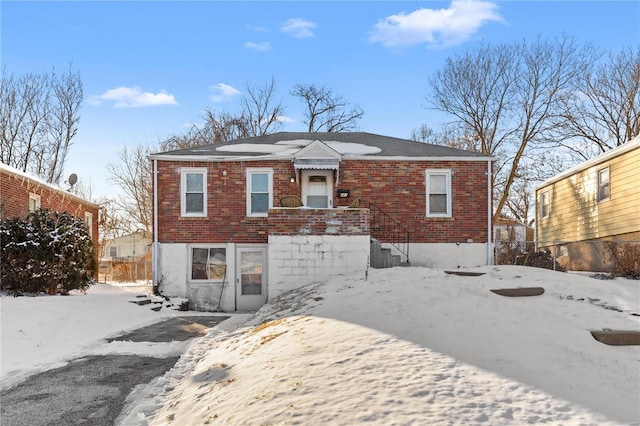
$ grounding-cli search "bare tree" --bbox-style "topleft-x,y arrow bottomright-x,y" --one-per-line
44,65 -> 83,184
241,77 -> 284,136
291,83 -> 364,132
428,35 -> 595,221
0,65 -> 83,184
161,110 -> 251,152
559,45 -> 640,157
0,70 -> 49,171
105,143 -> 154,235
411,123 -> 481,151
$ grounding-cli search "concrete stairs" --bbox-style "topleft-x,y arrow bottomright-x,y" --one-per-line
370,239 -> 410,269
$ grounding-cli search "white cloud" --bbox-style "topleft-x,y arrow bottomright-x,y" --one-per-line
277,115 -> 296,124
280,18 -> 317,38
244,41 -> 271,52
88,86 -> 177,108
245,24 -> 269,32
209,83 -> 242,102
369,1 -> 503,49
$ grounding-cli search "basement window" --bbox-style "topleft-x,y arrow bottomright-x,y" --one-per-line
191,247 -> 227,281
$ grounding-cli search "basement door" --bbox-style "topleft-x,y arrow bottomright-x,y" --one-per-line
301,170 -> 334,208
236,247 -> 267,311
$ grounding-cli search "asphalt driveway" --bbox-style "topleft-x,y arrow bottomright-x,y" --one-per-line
0,315 -> 229,426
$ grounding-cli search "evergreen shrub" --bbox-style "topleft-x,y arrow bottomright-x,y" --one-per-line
1,209 -> 96,294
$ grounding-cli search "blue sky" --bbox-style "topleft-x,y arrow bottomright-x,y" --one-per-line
2,1 -> 639,198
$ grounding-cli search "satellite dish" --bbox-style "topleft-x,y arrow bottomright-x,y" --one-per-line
68,173 -> 78,187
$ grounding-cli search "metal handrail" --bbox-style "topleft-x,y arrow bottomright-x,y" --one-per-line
367,202 -> 410,264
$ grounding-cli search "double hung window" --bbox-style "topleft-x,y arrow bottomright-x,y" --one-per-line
597,167 -> 610,202
28,194 -> 41,213
246,169 -> 273,216
425,170 -> 452,217
181,168 -> 207,217
540,191 -> 550,219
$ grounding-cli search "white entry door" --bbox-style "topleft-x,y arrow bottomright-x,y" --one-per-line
236,247 -> 267,311
301,170 -> 333,208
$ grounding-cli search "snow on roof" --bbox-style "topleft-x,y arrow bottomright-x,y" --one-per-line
215,144 -> 301,154
149,132 -> 493,161
0,162 -> 97,208
214,140 -> 382,156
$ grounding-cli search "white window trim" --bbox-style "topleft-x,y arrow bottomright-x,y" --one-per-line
246,168 -> 273,217
28,193 -> 41,212
540,190 -> 550,219
425,169 -> 452,218
84,212 -> 93,238
188,244 -> 227,282
180,168 -> 208,217
597,166 -> 610,203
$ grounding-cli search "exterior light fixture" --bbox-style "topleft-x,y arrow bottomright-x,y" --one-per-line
289,175 -> 296,183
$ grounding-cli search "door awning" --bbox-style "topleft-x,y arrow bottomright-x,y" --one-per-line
293,158 -> 340,170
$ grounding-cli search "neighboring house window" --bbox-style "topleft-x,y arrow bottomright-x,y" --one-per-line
181,168 -> 207,217
84,212 -> 93,238
597,167 -> 610,202
28,194 -> 41,213
246,168 -> 273,217
109,246 -> 118,257
540,191 -> 550,219
425,170 -> 452,217
191,247 -> 227,281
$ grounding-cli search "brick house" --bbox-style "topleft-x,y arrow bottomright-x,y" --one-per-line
0,162 -> 99,276
150,132 -> 494,311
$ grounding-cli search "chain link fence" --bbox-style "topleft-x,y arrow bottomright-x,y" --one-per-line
99,254 -> 152,283
494,239 -> 640,277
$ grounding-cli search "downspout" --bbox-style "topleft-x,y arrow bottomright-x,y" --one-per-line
487,160 -> 493,265
152,159 -> 159,294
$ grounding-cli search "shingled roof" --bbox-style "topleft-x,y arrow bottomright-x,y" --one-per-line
150,132 -> 492,160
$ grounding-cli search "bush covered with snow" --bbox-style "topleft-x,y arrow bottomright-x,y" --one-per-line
0,209 -> 96,294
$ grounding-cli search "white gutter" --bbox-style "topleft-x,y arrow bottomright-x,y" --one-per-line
148,153 -> 497,163
152,159 -> 159,293
487,160 -> 493,265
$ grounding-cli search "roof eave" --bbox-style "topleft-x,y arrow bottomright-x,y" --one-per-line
148,154 -> 496,162
535,136 -> 640,191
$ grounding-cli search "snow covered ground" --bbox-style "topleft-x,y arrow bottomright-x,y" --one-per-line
2,266 -> 639,425
0,281 -> 233,391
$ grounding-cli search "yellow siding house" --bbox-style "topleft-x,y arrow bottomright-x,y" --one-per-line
535,135 -> 640,271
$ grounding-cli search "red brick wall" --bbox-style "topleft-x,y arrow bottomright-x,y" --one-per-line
155,159 -> 490,244
268,208 -> 370,236
1,169 -> 100,265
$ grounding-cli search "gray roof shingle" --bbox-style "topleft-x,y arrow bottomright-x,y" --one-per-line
151,132 -> 491,159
